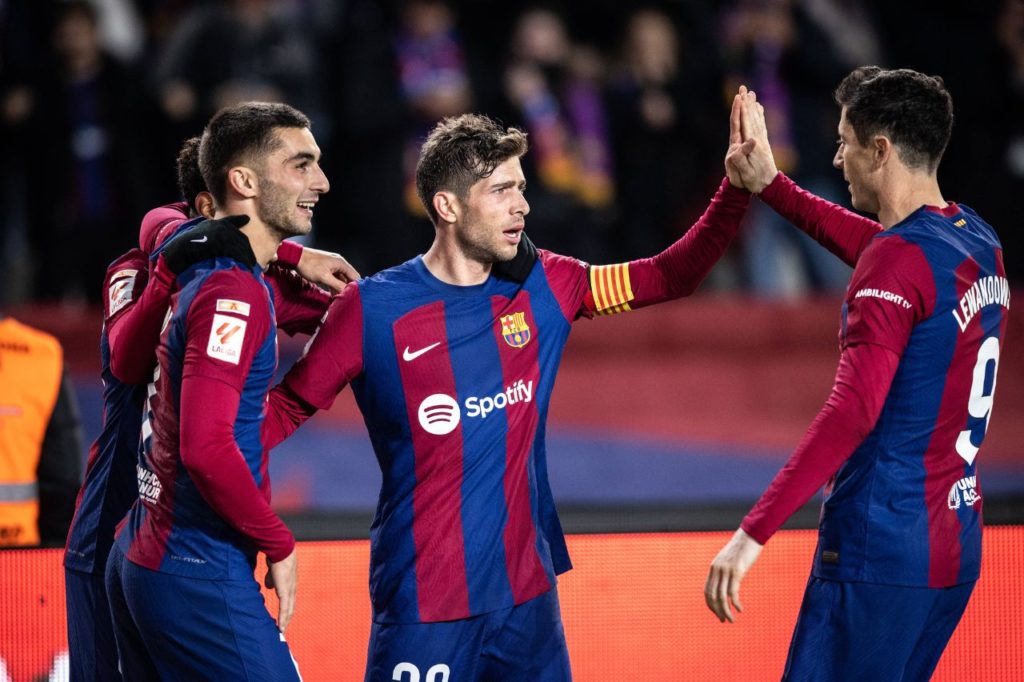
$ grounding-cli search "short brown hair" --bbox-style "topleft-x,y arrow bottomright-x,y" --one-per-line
415,114 -> 528,225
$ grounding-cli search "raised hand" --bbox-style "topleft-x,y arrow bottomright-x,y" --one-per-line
738,88 -> 780,193
725,86 -> 758,189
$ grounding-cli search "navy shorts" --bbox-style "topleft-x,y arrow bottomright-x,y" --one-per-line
365,586 -> 571,682
783,576 -> 975,682
65,566 -> 121,681
105,543 -> 300,681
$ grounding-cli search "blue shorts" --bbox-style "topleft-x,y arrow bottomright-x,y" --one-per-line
65,566 -> 122,681
105,543 -> 300,681
783,576 -> 975,682
365,586 -> 571,682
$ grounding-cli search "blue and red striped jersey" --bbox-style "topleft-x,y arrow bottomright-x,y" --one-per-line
273,179 -> 751,623
63,212 -> 202,574
64,250 -> 151,573
814,203 -> 1007,588
116,260 -> 293,579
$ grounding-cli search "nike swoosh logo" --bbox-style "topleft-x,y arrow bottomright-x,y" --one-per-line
403,342 -> 441,361
190,236 -> 208,243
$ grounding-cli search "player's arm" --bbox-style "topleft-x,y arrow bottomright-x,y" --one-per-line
105,249 -> 166,385
110,217 -> 257,384
178,271 -> 295,561
275,240 -> 361,294
264,264 -> 332,336
263,281 -> 364,450
138,201 -> 190,253
578,178 -> 750,317
759,173 -> 881,266
705,237 -> 935,623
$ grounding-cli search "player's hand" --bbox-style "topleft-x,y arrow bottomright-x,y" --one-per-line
737,88 -> 779,193
294,247 -> 361,293
161,215 -> 255,274
266,549 -> 298,633
705,528 -> 763,623
725,87 -> 758,189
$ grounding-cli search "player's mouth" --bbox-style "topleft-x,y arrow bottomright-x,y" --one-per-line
503,223 -> 524,244
297,200 -> 317,217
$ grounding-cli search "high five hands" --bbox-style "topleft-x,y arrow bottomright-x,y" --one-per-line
725,86 -> 780,194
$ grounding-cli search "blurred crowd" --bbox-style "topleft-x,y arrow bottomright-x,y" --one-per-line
1,0 -> 1021,306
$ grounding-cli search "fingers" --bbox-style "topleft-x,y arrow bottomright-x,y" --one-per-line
704,565 -> 734,623
269,551 -> 298,633
335,257 -> 361,283
730,92 -> 743,146
318,272 -> 347,294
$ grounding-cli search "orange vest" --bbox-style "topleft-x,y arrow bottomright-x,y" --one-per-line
0,318 -> 63,546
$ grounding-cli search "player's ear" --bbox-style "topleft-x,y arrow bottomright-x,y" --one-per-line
227,166 -> 258,199
872,135 -> 892,168
433,191 -> 460,225
194,191 -> 215,219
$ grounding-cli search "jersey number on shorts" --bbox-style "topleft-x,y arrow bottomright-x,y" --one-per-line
955,335 -> 999,465
392,662 -> 450,682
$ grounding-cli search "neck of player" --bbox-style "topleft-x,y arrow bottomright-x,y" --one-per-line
877,169 -> 946,230
422,237 -> 493,286
214,209 -> 280,269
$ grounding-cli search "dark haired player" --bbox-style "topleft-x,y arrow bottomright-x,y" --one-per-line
258,111 -> 755,680
65,128 -> 354,679
706,69 -> 1008,681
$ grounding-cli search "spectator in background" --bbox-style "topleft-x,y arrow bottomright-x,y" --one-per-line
19,1 -> 155,303
607,6 -> 724,262
503,7 -> 615,263
394,0 -> 474,217
721,0 -> 868,298
0,315 -> 83,548
154,0 -> 317,128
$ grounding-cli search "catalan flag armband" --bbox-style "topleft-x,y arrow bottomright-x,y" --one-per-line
589,263 -> 635,315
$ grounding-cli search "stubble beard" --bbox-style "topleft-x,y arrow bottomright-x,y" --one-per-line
259,180 -> 312,240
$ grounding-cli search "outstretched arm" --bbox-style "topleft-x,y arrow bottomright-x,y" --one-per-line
262,281 -> 365,450
576,177 -> 749,317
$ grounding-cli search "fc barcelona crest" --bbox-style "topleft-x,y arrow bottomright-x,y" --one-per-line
500,312 -> 531,348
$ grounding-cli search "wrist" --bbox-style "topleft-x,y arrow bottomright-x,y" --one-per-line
276,240 -> 303,269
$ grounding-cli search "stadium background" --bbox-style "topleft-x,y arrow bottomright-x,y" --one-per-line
1,0 -> 1022,680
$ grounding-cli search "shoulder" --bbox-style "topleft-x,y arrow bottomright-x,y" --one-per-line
183,265 -> 271,319
139,202 -> 190,253
104,249 -> 148,318
0,319 -> 61,361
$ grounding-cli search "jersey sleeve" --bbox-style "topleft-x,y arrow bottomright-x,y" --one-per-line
274,239 -> 304,269
106,250 -> 172,385
740,342 -> 900,543
758,172 -> 881,266
177,270 -> 295,561
138,202 -> 190,254
281,281 -> 364,410
265,263 -> 331,336
841,235 -> 936,356
576,177 -> 749,318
